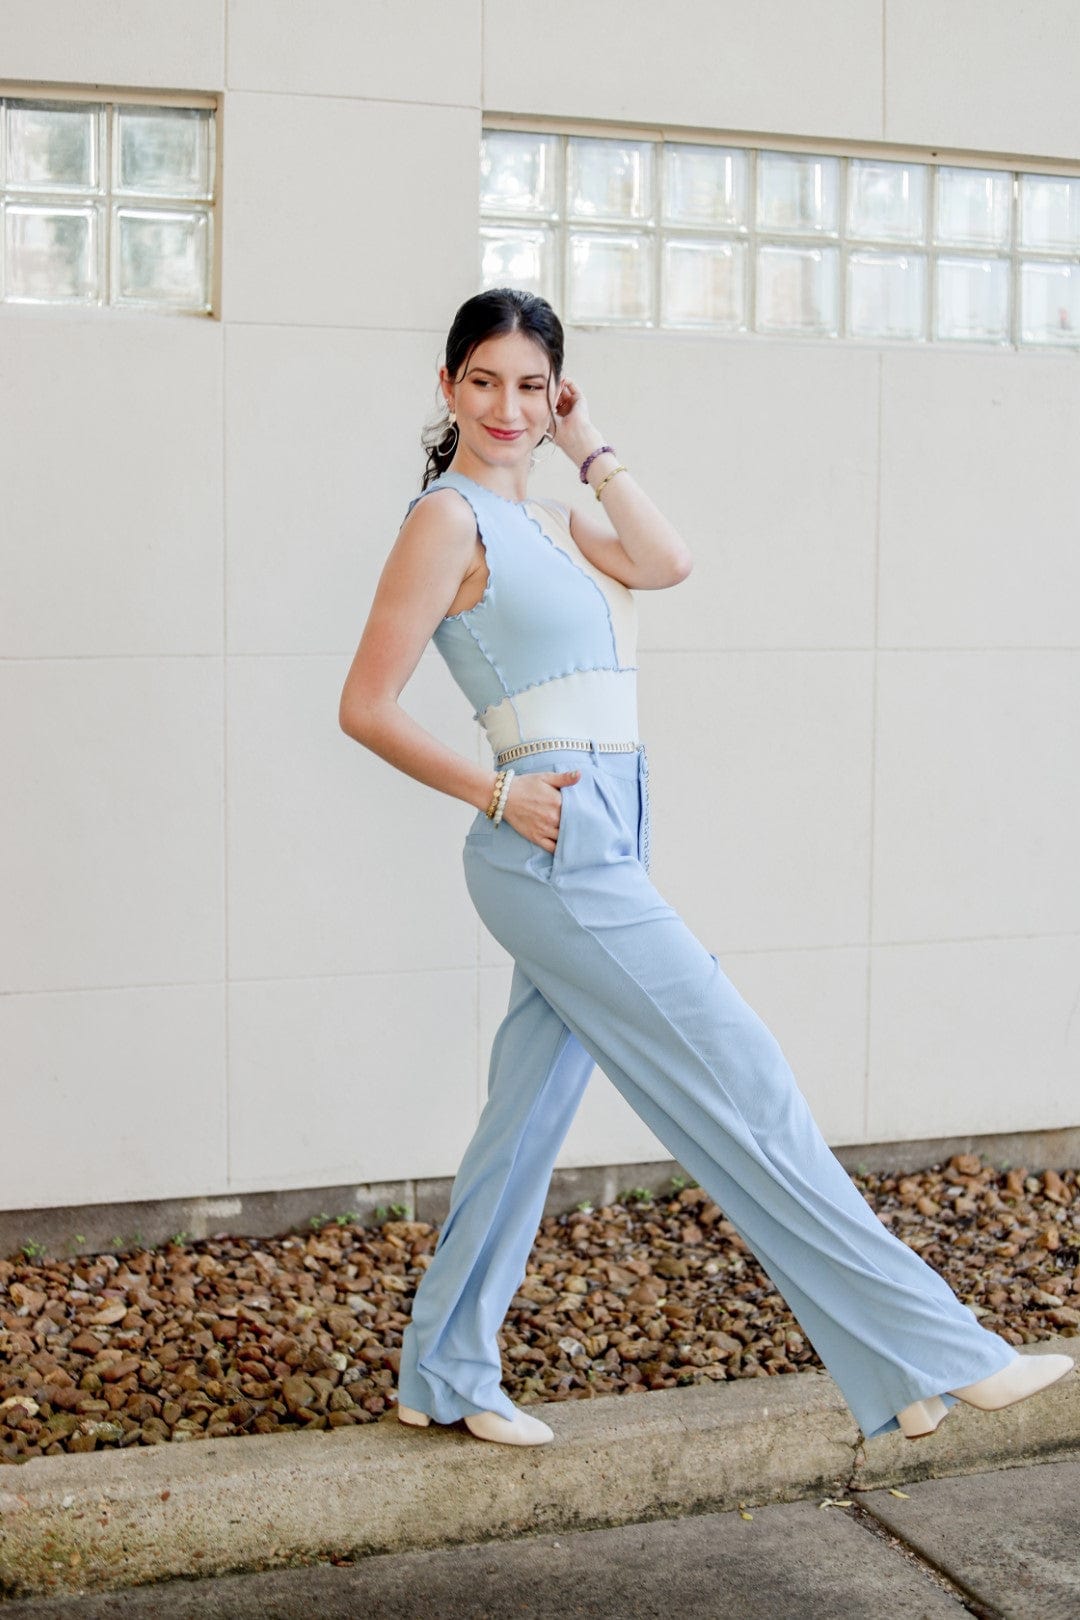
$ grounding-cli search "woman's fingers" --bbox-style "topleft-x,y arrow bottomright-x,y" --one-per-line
499,769 -> 581,852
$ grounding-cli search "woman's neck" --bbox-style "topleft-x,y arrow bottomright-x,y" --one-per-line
448,447 -> 530,504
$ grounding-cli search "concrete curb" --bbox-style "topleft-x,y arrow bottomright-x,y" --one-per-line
1,1337 -> 1077,1601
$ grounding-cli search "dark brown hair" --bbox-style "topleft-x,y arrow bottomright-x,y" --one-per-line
422,287 -> 565,488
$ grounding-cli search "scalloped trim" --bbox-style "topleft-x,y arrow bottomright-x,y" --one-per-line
517,498 -> 620,666
425,473 -> 633,721
476,664 -> 639,720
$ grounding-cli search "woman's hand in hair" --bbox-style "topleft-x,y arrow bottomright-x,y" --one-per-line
501,769 -> 581,853
551,377 -> 601,464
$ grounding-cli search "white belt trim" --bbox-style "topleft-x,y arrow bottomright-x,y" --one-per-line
494,736 -> 640,767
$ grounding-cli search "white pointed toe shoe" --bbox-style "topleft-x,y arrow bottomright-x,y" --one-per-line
896,1395 -> 950,1439
396,1400 -> 554,1446
462,1407 -> 555,1446
948,1352 -> 1075,1412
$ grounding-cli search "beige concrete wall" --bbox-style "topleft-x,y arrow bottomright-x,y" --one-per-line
2,0 -> 1078,1215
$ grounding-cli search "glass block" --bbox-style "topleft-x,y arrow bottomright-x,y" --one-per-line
663,144 -> 747,229
934,167 -> 1011,248
113,208 -> 211,309
6,99 -> 100,192
934,256 -> 1009,341
5,203 -> 100,301
480,130 -> 558,217
756,151 -> 839,236
568,232 -> 652,323
1019,173 -> 1080,252
662,238 -> 747,328
479,226 -> 554,298
847,159 -> 927,243
1019,260 -> 1080,346
115,106 -> 213,199
755,243 -> 838,334
567,138 -> 653,223
846,251 -> 926,339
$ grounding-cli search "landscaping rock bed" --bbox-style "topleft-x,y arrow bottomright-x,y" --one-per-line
2,1156 -> 1078,1463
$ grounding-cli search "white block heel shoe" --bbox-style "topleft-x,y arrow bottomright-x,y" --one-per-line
896,1395 -> 950,1439
948,1352 -> 1075,1412
396,1404 -> 431,1428
395,1400 -> 554,1446
462,1407 -> 554,1446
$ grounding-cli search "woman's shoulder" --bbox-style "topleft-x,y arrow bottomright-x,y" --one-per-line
403,482 -> 480,530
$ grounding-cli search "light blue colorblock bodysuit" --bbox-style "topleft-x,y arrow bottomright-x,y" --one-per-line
396,470 -> 1019,1442
416,471 -> 640,754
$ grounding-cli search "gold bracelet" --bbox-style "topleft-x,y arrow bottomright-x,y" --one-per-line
485,769 -> 505,819
594,464 -> 628,501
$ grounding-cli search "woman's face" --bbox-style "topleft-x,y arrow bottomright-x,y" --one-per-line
440,329 -> 556,474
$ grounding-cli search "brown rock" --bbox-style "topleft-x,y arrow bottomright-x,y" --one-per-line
281,1375 -> 318,1416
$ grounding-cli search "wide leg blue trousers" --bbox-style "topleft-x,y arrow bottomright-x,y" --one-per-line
398,744 -> 1018,1440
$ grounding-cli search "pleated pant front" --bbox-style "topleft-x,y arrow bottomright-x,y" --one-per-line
397,743 -> 1018,1440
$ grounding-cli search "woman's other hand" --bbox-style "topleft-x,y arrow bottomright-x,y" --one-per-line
551,377 -> 598,463
501,769 -> 580,852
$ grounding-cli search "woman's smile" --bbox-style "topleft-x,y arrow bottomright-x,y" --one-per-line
483,425 -> 525,441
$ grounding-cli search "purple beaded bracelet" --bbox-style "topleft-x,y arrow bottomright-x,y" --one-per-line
579,444 -> 616,484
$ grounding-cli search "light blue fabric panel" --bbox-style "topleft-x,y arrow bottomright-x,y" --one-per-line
407,472 -> 623,721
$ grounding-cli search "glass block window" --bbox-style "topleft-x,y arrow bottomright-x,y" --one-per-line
479,127 -> 1080,351
1,94 -> 216,313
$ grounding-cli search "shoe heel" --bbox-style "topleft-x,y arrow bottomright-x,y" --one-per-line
897,1396 -> 949,1439
396,1403 -> 431,1428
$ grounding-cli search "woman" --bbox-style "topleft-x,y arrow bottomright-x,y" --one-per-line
338,287 -> 1073,1448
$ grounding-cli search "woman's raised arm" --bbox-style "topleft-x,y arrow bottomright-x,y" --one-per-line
552,378 -> 694,589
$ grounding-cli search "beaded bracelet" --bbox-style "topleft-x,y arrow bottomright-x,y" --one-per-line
579,444 -> 616,483
491,767 -> 515,826
594,464 -> 628,501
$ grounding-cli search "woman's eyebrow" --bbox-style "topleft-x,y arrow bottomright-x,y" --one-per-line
470,367 -> 548,380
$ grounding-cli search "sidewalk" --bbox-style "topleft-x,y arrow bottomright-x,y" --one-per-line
3,1454 -> 1079,1618
0,1337 -> 1076,1605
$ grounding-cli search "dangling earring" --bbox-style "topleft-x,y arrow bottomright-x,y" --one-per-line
442,412 -> 458,456
533,424 -> 556,463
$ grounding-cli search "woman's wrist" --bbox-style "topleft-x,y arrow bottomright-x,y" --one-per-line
581,446 -> 620,488
473,769 -> 500,812
560,424 -> 606,468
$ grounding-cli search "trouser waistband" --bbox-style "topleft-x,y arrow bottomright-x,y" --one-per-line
494,737 -> 640,768
492,736 -> 651,874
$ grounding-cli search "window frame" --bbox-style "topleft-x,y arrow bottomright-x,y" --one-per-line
0,80 -> 221,319
480,115 -> 1080,355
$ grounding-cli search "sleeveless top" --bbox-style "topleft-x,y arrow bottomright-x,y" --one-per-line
406,470 -> 639,757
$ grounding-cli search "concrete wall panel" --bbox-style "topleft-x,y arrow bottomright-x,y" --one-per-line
483,0 -> 883,141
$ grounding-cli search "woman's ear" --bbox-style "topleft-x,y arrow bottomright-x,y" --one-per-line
438,364 -> 454,412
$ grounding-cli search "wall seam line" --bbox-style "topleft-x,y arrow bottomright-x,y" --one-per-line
865,348 -> 885,1140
